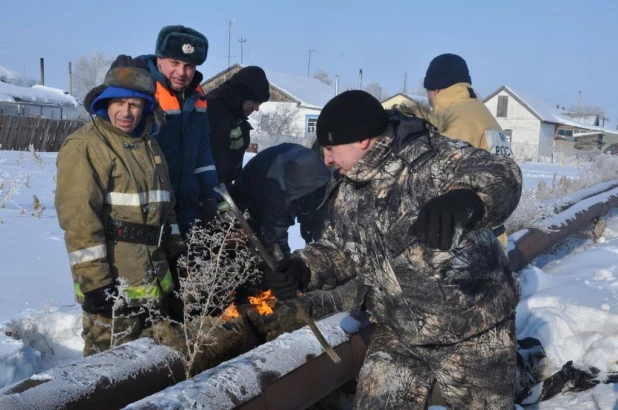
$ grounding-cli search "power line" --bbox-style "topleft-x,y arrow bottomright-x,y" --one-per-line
238,37 -> 247,64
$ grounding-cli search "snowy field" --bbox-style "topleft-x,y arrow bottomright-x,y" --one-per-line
1,150 -> 617,409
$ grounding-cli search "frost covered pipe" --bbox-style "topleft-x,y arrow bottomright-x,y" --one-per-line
509,186 -> 618,272
0,339 -> 185,410
124,313 -> 373,410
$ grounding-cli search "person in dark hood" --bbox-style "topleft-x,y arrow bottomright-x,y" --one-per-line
138,25 -> 219,237
206,66 -> 270,189
230,143 -> 331,258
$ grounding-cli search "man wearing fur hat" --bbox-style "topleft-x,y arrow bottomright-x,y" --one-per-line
206,65 -> 270,188
424,53 -> 513,252
55,55 -> 181,356
263,90 -> 523,408
138,25 -> 219,236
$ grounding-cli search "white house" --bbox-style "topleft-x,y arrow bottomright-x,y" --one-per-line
0,64 -> 81,119
201,64 -> 336,148
484,85 -> 618,160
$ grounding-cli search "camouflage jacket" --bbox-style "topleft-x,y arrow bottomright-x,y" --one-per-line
296,110 -> 522,345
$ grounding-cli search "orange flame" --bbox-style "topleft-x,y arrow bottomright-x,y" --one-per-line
248,289 -> 276,316
222,302 -> 240,320
221,290 -> 277,319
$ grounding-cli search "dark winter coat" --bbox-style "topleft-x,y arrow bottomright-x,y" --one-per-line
231,143 -> 331,257
296,110 -> 523,345
139,55 -> 219,236
206,68 -> 269,188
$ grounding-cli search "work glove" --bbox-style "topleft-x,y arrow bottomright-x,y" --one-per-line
164,233 -> 186,259
412,189 -> 485,251
82,284 -> 121,315
263,258 -> 311,300
197,198 -> 219,226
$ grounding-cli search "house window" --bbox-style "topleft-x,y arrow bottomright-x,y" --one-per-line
306,115 -> 318,136
557,128 -> 574,141
503,129 -> 513,143
497,96 -> 508,117
260,114 -> 270,132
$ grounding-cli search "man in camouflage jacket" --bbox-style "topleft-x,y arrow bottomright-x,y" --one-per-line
264,90 -> 523,409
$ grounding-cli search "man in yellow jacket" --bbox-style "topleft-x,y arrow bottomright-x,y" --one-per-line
55,55 -> 181,356
424,53 -> 512,252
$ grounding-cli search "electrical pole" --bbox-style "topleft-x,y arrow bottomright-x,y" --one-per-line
403,72 -> 408,94
577,91 -> 582,113
358,68 -> 363,89
68,62 -> 73,95
307,49 -> 316,77
238,37 -> 246,64
228,19 -> 233,67
39,58 -> 44,85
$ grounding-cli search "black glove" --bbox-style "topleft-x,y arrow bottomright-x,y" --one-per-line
412,189 -> 485,251
263,258 -> 311,300
197,198 -> 219,225
82,284 -> 120,314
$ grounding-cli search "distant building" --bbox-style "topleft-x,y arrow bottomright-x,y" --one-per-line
484,85 -> 618,160
381,92 -> 428,109
201,64 -> 336,148
0,64 -> 81,119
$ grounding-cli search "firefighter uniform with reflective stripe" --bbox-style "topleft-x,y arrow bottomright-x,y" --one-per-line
56,116 -> 177,353
140,55 -> 219,235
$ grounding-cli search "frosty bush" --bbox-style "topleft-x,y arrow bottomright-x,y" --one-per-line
147,214 -> 261,378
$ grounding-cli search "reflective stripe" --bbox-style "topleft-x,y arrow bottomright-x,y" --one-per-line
195,106 -> 207,113
74,282 -> 84,299
230,126 -> 245,149
194,165 -> 216,174
218,201 -> 230,212
170,224 -> 180,235
69,244 -> 107,266
124,269 -> 174,300
106,190 -> 171,206
163,109 -> 181,115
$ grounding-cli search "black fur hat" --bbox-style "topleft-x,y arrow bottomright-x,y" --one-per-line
155,25 -> 208,66
84,55 -> 156,115
316,90 -> 389,146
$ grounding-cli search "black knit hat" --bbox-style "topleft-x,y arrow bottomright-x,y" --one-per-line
230,66 -> 270,103
316,90 -> 389,146
423,53 -> 472,90
155,25 -> 208,66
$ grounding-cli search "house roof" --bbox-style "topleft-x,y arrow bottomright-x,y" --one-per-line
484,85 -> 618,136
0,63 -> 79,107
0,81 -> 79,107
202,64 -> 336,109
381,92 -> 428,105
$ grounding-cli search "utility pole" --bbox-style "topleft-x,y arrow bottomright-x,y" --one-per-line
403,72 -> 408,94
307,49 -> 316,77
68,62 -> 73,95
358,68 -> 363,89
238,37 -> 246,64
227,19 -> 233,68
577,90 -> 582,113
335,74 -> 340,95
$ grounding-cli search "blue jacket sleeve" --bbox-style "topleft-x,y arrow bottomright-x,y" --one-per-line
195,111 -> 220,201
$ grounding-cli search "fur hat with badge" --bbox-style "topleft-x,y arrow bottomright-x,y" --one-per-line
156,25 -> 208,66
316,90 -> 389,146
84,55 -> 165,129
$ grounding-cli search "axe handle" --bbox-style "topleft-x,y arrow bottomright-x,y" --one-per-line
214,184 -> 341,364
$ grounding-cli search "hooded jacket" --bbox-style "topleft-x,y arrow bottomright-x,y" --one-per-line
231,143 -> 330,257
296,110 -> 522,345
138,55 -> 219,235
55,116 -> 177,306
206,66 -> 270,188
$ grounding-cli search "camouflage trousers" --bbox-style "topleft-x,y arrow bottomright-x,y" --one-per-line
81,310 -> 147,357
354,315 -> 517,410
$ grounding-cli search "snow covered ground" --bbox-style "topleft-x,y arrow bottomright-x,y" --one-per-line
0,149 -> 617,408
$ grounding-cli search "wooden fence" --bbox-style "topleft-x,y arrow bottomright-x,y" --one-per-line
0,115 -> 86,152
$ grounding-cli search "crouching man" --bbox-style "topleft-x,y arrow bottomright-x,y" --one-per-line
55,56 -> 181,356
264,90 -> 523,409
